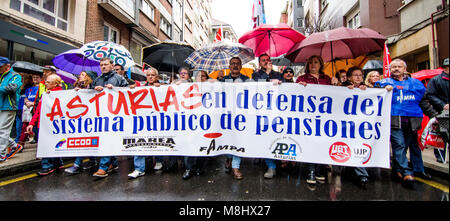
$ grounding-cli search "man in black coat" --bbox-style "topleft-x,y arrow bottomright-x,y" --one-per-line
252,53 -> 283,82
92,57 -> 128,177
425,58 -> 449,163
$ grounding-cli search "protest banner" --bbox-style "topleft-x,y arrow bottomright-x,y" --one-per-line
37,82 -> 392,168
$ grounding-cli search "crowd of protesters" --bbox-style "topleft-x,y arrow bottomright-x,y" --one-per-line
0,54 -> 448,190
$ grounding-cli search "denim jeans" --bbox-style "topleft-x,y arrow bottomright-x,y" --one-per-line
41,158 -> 63,169
391,127 -> 424,176
354,167 -> 369,177
306,163 -> 324,174
265,159 -> 276,169
74,157 -> 96,167
226,155 -> 241,169
134,156 -> 146,172
14,111 -> 22,143
99,156 -> 118,171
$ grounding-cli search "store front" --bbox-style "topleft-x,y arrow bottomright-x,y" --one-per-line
0,19 -> 76,65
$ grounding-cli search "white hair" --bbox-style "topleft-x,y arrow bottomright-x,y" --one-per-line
390,58 -> 407,69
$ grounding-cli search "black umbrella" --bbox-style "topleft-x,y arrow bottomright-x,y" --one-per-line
128,66 -> 146,81
362,60 -> 383,70
142,41 -> 195,74
271,54 -> 304,66
11,61 -> 43,75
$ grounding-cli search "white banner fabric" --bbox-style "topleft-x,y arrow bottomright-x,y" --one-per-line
37,82 -> 392,168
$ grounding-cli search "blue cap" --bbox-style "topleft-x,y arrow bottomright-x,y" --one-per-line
0,56 -> 10,66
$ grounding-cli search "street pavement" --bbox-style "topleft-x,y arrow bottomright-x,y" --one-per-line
0,142 -> 448,201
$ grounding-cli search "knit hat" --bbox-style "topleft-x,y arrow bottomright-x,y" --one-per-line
84,70 -> 98,81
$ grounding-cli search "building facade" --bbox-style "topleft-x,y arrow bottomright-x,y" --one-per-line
210,18 -> 238,43
0,0 -> 87,65
282,0 -> 305,33
0,0 -> 212,69
389,0 -> 449,71
85,0 -> 212,66
297,0 -> 448,72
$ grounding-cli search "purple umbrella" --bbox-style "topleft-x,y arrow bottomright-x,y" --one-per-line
55,67 -> 78,84
52,41 -> 135,77
52,50 -> 101,76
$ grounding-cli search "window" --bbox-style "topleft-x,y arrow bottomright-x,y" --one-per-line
140,0 -> 154,21
160,17 -> 172,37
185,15 -> 193,31
347,12 -> 360,29
10,0 -> 69,31
104,23 -> 120,43
130,40 -> 142,66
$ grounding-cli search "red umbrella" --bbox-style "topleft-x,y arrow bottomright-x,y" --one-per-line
411,68 -> 443,81
285,27 -> 386,63
239,23 -> 306,57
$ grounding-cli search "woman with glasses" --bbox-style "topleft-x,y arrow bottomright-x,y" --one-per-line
338,66 -> 371,188
296,55 -> 331,186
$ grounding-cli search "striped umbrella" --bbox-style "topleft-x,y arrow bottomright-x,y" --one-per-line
185,40 -> 255,72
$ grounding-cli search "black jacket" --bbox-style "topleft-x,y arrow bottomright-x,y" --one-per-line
252,69 -> 283,81
425,71 -> 449,112
93,71 -> 129,87
219,73 -> 249,82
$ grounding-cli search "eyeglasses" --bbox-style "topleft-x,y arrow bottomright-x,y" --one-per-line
284,71 -> 293,74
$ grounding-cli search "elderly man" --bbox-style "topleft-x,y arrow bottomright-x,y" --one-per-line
26,74 -> 63,175
0,57 -> 23,162
92,57 -> 128,178
219,57 -> 249,82
375,58 -> 430,187
128,67 -> 162,179
218,57 -> 248,180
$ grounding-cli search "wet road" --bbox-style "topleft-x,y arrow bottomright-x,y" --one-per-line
0,156 -> 448,201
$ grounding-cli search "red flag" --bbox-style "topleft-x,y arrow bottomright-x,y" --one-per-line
383,42 -> 392,78
214,27 -> 222,42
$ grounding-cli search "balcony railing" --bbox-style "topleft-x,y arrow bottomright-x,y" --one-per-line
98,0 -> 136,24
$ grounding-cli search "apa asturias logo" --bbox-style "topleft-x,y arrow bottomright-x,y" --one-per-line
55,138 -> 66,149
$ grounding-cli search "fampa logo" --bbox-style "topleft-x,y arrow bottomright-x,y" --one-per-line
199,133 -> 245,155
329,142 -> 351,163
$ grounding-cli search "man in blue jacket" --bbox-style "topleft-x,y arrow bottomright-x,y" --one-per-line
375,58 -> 430,187
0,57 -> 23,162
